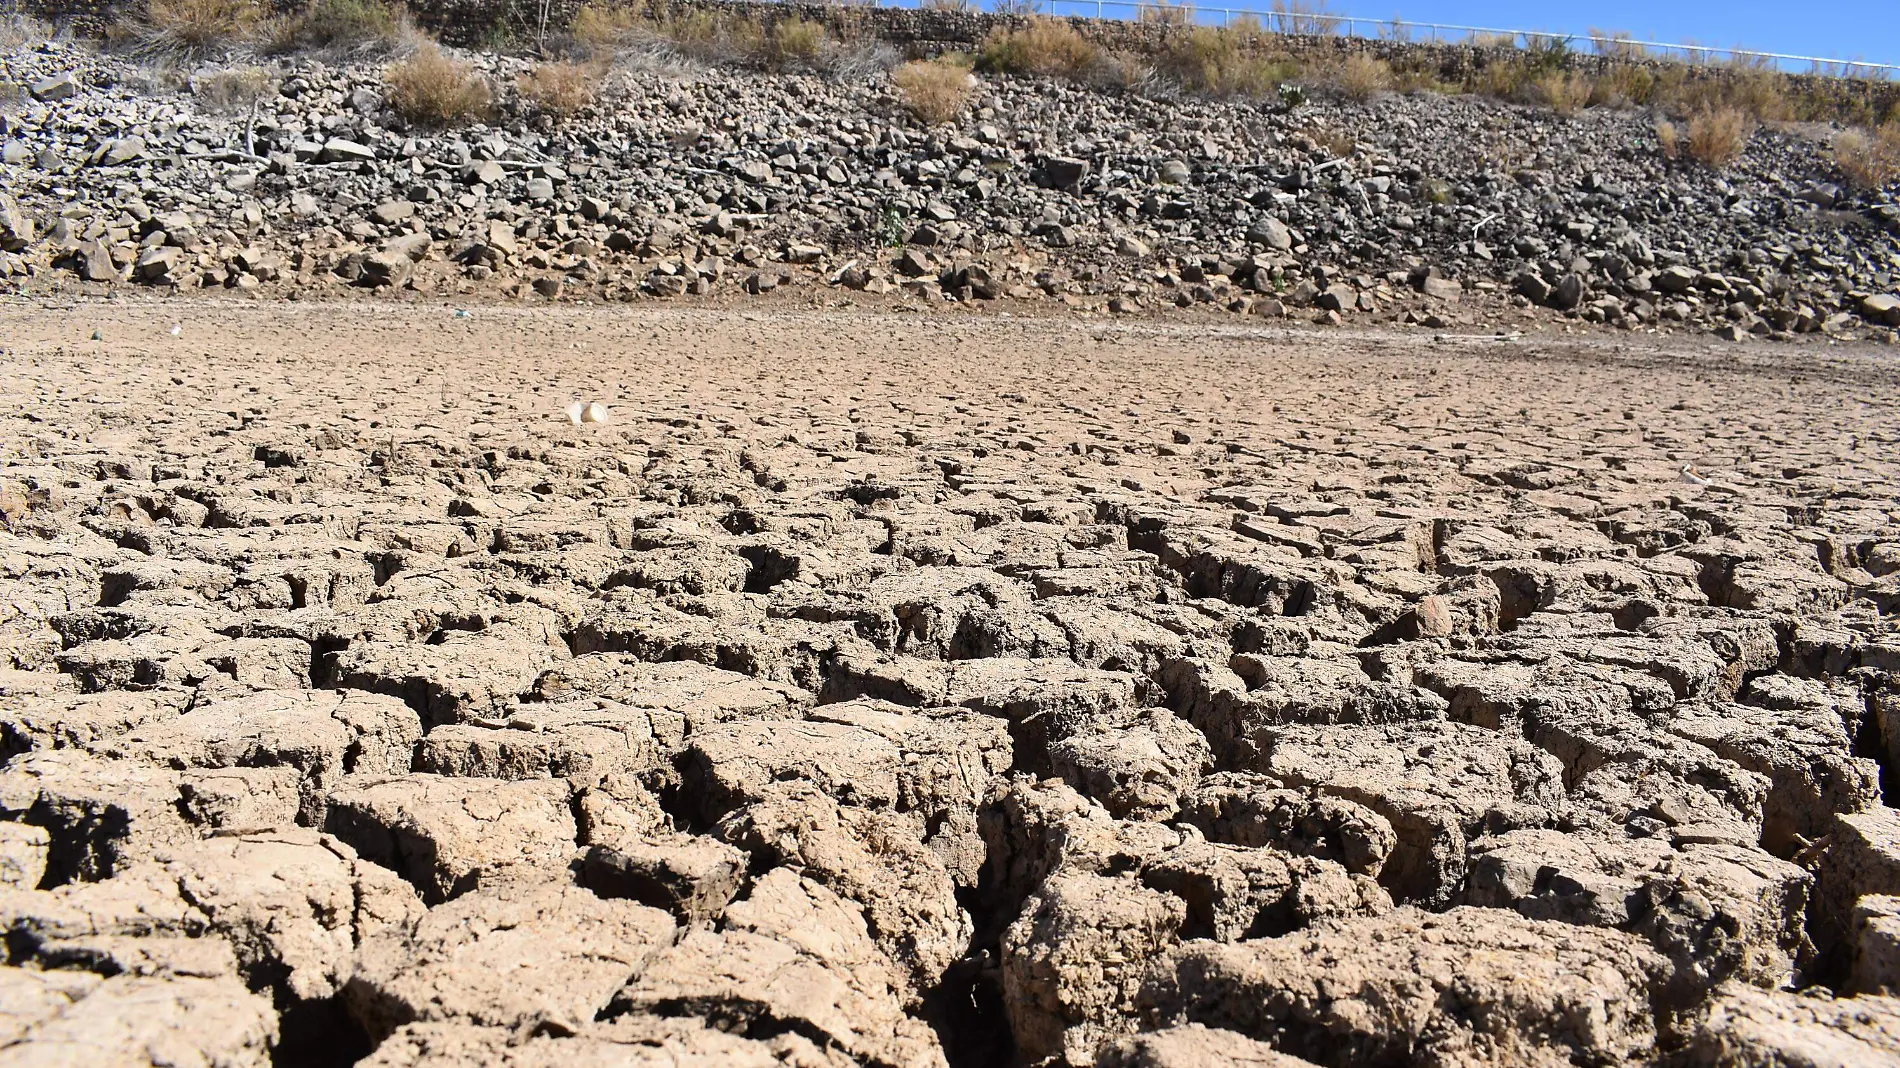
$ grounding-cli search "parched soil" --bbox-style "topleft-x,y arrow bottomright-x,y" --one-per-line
3,297 -> 1900,1067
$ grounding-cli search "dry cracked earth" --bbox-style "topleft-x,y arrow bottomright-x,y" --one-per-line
4,298 -> 1900,1067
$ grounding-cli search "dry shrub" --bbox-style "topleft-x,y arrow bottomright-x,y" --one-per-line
1535,70 -> 1592,114
1589,63 -> 1654,108
645,10 -> 764,65
1655,119 -> 1680,159
1334,53 -> 1389,102
1684,105 -> 1752,167
979,17 -> 1100,79
1474,56 -> 1530,100
892,57 -> 972,124
386,42 -> 491,126
275,0 -> 407,54
1137,0 -> 1193,27
1836,123 -> 1900,189
567,0 -> 637,53
1266,0 -> 1338,35
518,60 -> 604,116
920,0 -> 977,10
764,16 -> 829,71
1466,31 -> 1517,49
1301,124 -> 1353,157
1161,25 -> 1292,98
132,0 -> 264,56
193,64 -> 276,110
1590,28 -> 1646,60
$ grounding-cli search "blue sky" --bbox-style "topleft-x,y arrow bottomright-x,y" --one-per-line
1352,0 -> 1897,66
1030,0 -> 1899,68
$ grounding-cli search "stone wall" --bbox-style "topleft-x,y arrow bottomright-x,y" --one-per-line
20,0 -> 1900,121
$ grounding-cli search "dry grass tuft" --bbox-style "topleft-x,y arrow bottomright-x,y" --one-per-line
131,0 -> 264,57
978,17 -> 1100,79
1266,0 -> 1338,35
764,16 -> 829,71
272,0 -> 408,54
1137,0 -> 1194,27
1655,119 -> 1679,159
1333,53 -> 1390,102
1836,123 -> 1900,189
1161,25 -> 1293,98
566,0 -> 638,54
1683,105 -> 1752,167
517,60 -> 604,117
892,57 -> 973,124
386,42 -> 491,126
192,64 -> 276,110
1534,70 -> 1593,114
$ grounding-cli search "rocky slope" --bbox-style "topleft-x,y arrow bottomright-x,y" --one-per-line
2,298 -> 1900,1066
2,33 -> 1900,339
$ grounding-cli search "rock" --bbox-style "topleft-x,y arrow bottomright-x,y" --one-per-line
1551,272 -> 1586,310
714,783 -> 971,999
463,160 -> 506,186
359,249 -> 413,288
134,245 -> 183,283
1656,264 -> 1700,292
319,138 -> 377,164
1142,907 -> 1672,1067
96,688 -> 420,824
74,240 -> 118,282
0,822 -> 50,888
579,835 -> 745,924
322,774 -> 577,903
0,751 -> 300,883
29,72 -> 79,101
1860,293 -> 1900,326
1247,218 -> 1292,250
345,879 -> 675,1042
1853,894 -> 1900,995
0,973 -> 277,1066
2,828 -> 424,1002
1682,983 -> 1900,1066
1043,156 -> 1089,189
1002,871 -> 1183,1064
601,867 -> 947,1068
0,195 -> 34,251
1098,1024 -> 1323,1068
370,201 -> 416,226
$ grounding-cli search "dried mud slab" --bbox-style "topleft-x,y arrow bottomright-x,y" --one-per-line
0,300 -> 1898,1067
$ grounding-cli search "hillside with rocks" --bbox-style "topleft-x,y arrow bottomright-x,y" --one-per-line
2,13 -> 1900,339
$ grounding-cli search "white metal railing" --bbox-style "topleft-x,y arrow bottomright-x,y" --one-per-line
850,0 -> 1900,76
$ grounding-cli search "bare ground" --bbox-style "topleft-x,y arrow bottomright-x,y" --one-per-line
4,297 -> 1900,1066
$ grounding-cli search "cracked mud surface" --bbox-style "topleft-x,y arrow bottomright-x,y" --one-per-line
3,298 -> 1900,1066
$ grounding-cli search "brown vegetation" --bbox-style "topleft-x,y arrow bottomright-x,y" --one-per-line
129,0 -> 263,57
1683,105 -> 1753,167
517,60 -> 605,117
385,42 -> 492,126
1333,53 -> 1390,102
891,57 -> 974,125
271,0 -> 407,54
978,17 -> 1102,79
1534,71 -> 1592,115
1836,122 -> 1900,189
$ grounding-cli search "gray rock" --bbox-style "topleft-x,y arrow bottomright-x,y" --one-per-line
29,73 -> 79,101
